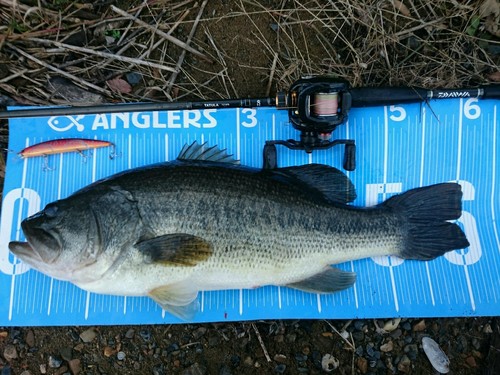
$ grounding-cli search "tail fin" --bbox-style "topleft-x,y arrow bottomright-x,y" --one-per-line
381,183 -> 470,260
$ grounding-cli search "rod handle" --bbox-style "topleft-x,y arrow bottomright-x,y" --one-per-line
349,87 -> 428,107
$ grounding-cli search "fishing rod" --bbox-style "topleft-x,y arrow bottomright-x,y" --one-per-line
1,76 -> 499,171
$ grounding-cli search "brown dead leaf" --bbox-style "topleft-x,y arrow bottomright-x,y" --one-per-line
392,0 -> 411,17
488,71 -> 500,82
106,77 -> 132,94
480,0 -> 500,17
480,0 -> 500,36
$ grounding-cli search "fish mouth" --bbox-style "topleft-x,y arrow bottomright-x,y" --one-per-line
13,219 -> 62,264
8,241 -> 40,262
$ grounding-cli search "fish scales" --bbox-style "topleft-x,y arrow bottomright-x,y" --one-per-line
78,162 -> 403,289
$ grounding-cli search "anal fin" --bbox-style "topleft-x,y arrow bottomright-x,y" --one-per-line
149,284 -> 199,320
286,267 -> 356,293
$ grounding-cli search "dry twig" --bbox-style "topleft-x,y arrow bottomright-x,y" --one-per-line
110,5 -> 210,61
165,0 -> 208,95
252,323 -> 272,362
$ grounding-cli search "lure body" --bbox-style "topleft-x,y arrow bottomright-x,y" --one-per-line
19,139 -> 113,158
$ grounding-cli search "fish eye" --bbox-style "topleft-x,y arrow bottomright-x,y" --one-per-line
44,204 -> 59,218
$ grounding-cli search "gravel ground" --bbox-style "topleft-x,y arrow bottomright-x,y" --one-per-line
0,318 -> 499,374
0,0 -> 499,374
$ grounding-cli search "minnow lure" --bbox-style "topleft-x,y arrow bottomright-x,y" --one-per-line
18,139 -> 115,158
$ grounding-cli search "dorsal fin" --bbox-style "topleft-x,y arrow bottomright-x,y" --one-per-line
177,141 -> 239,164
269,164 -> 357,204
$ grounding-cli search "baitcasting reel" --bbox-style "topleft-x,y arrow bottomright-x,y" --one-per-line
264,76 -> 356,171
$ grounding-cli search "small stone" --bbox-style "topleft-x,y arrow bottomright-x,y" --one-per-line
182,362 -> 206,375
354,321 -> 366,331
383,318 -> 401,332
274,364 -> 286,374
472,349 -> 483,359
274,334 -> 284,343
73,344 -> 84,352
125,72 -> 142,86
1,366 -> 11,375
60,347 -> 73,361
0,332 -> 8,340
402,322 -> 411,331
285,333 -> 297,343
356,357 -> 368,374
472,337 -> 481,351
79,328 -> 96,343
139,330 -> 151,342
355,346 -> 364,356
153,364 -> 165,375
302,345 -> 310,355
243,356 -> 253,366
321,354 -> 339,372
68,330 -> 80,342
466,356 -> 477,367
167,343 -> 180,355
380,340 -> 394,352
390,329 -> 402,339
3,345 -> 18,361
195,344 -> 203,354
192,327 -> 207,340
54,366 -> 67,375
230,355 -> 240,367
404,344 -> 418,360
404,344 -> 418,354
208,335 -> 219,347
40,364 -> 47,374
352,331 -> 364,341
25,330 -> 35,347
366,343 -> 375,357
48,355 -> 63,368
397,355 -> 411,373
103,346 -> 116,357
483,324 -> 493,334
274,354 -> 287,363
117,351 -> 126,361
219,365 -> 232,375
20,371 -> 32,375
125,329 -> 135,339
68,359 -> 81,375
413,319 -> 426,332
321,332 -> 333,338
457,335 -> 468,352
10,330 -> 20,340
294,353 -> 307,363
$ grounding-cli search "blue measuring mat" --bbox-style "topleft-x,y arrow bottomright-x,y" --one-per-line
0,98 -> 498,325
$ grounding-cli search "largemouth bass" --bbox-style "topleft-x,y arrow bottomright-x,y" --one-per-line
9,142 -> 469,319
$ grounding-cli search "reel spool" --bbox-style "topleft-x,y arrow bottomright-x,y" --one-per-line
265,76 -> 355,171
278,76 -> 351,136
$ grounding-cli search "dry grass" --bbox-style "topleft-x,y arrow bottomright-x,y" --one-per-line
0,0 -> 498,105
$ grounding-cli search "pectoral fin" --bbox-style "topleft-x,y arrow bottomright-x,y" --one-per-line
286,267 -> 356,293
137,233 -> 212,266
149,284 -> 199,320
